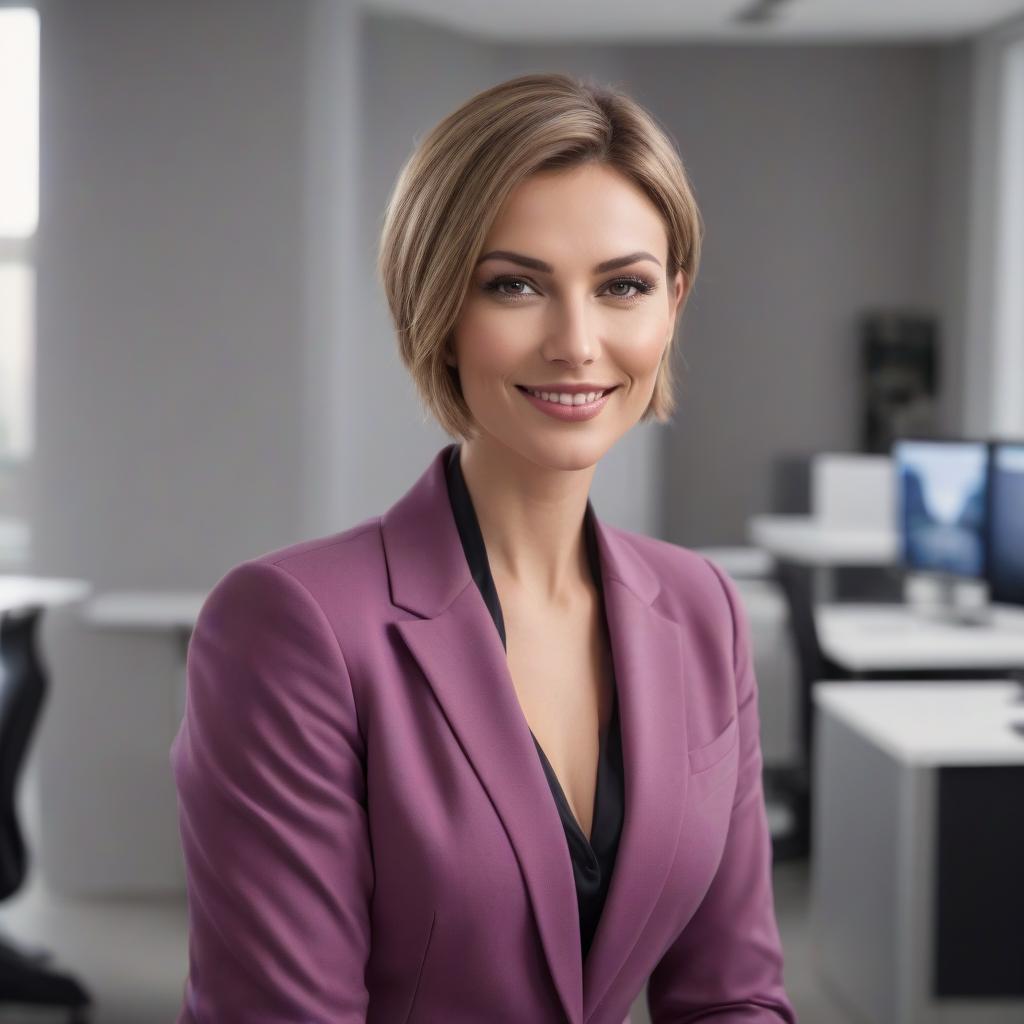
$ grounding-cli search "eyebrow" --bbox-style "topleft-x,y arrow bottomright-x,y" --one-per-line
475,250 -> 662,274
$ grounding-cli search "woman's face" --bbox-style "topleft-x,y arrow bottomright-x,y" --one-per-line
448,162 -> 687,470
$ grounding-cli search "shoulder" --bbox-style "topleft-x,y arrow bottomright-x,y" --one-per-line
190,517 -> 390,691
201,515 -> 386,616
185,520 -> 387,721
254,515 -> 384,585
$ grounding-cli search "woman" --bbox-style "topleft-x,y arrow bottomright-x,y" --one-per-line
171,72 -> 797,1023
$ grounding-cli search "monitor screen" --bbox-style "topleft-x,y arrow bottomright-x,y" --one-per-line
893,439 -> 989,579
988,442 -> 1024,604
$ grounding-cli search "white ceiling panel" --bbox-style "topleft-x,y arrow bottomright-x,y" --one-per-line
365,0 -> 1024,44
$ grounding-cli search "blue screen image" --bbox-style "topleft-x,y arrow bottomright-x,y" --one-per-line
989,444 -> 1024,603
894,440 -> 988,578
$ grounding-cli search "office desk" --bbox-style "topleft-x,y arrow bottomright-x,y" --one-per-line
0,576 -> 89,616
816,602 -> 1024,675
81,590 -> 205,726
748,514 -> 898,565
811,682 -> 1024,1024
767,592 -> 1021,862
748,514 -> 897,601
82,591 -> 204,650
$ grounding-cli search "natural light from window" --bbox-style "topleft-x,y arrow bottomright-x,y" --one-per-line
0,7 -> 37,565
0,8 -> 38,237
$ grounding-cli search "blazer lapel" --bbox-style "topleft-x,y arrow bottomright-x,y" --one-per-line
579,540 -> 690,1021
380,444 -> 692,1024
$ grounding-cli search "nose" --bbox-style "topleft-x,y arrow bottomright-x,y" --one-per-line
540,290 -> 599,368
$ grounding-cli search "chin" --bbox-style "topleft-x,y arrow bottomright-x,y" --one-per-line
522,433 -> 616,472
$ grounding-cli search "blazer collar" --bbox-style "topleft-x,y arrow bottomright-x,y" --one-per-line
380,443 -> 691,1024
381,443 -> 659,617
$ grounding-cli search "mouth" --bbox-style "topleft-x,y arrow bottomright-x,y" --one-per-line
514,384 -> 620,405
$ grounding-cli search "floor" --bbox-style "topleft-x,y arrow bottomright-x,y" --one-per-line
0,856 -> 861,1024
0,869 -> 188,1024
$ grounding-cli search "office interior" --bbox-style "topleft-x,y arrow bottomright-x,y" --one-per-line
0,0 -> 1022,1021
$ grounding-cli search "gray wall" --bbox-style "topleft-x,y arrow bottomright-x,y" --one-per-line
354,17 -> 501,521
625,43 -> 969,545
31,0 -> 361,893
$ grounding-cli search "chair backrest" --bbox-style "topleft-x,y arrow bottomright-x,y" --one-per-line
772,560 -> 826,766
811,453 -> 894,531
0,609 -> 46,900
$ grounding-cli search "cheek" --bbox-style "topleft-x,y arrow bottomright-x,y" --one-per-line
610,321 -> 668,379
452,305 -> 530,379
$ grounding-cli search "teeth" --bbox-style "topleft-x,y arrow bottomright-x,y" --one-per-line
527,388 -> 606,405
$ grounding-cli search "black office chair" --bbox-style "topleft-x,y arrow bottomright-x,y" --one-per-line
0,607 -> 92,1022
767,558 -> 848,861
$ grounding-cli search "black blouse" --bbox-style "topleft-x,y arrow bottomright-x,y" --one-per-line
444,443 -> 625,963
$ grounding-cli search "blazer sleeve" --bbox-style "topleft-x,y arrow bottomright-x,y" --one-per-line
170,559 -> 374,1024
645,558 -> 798,1023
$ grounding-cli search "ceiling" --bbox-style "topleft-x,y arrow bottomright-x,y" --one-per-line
365,0 -> 1024,44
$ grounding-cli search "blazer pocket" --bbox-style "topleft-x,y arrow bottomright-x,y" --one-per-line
688,715 -> 739,775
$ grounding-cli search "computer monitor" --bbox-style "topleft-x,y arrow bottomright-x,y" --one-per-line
893,438 -> 989,580
987,441 -> 1024,605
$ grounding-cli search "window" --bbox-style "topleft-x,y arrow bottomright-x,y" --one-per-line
0,6 -> 37,564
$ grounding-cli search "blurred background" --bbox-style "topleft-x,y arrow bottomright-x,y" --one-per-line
1,0 -> 1023,1021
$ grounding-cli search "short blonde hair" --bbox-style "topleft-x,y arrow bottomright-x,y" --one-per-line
377,72 -> 704,440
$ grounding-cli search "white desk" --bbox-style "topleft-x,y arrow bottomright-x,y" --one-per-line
693,545 -> 777,580
0,575 -> 90,615
80,591 -> 205,725
816,602 -> 1024,674
748,514 -> 898,566
748,514 -> 898,602
81,591 -> 204,633
812,682 -> 1024,1024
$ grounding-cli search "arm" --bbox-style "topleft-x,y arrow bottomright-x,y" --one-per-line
646,559 -> 797,1023
170,560 -> 373,1023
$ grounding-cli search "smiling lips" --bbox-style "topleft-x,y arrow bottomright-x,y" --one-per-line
516,384 -> 618,421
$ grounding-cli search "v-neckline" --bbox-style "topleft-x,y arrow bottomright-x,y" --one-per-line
443,443 -> 613,848
529,691 -> 618,847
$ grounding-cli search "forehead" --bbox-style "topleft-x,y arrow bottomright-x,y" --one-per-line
483,163 -> 669,263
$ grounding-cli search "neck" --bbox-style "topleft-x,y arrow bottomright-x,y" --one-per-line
457,437 -> 596,604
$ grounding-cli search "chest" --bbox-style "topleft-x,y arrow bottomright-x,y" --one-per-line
499,584 -> 614,841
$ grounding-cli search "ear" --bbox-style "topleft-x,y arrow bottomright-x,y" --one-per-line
670,268 -> 688,322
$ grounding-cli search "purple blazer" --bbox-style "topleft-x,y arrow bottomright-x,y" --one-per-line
170,443 -> 797,1024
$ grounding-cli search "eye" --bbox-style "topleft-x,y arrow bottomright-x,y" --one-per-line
482,276 -> 540,301
481,274 -> 658,305
605,275 -> 658,301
